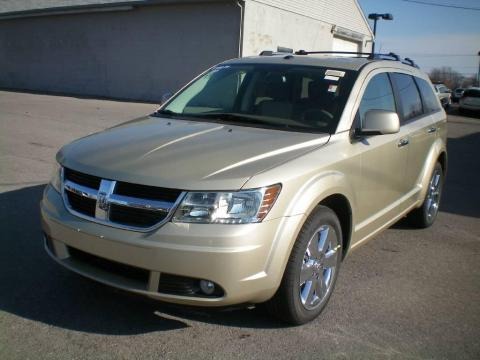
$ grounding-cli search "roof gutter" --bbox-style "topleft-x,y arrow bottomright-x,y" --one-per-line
0,0 -> 229,21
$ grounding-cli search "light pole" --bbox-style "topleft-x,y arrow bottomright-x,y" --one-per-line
368,13 -> 393,55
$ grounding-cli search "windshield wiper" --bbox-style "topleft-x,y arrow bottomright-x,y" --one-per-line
152,109 -> 178,117
187,112 -> 287,128
153,111 -> 323,133
191,112 -> 324,132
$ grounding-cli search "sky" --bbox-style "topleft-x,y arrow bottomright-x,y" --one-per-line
357,0 -> 480,76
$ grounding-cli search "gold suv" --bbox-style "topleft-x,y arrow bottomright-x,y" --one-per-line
41,52 -> 447,324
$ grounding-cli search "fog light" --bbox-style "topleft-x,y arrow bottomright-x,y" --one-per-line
199,280 -> 215,295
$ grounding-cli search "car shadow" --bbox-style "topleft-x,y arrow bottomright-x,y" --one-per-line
0,185 -> 284,335
440,131 -> 480,218
392,130 -> 480,231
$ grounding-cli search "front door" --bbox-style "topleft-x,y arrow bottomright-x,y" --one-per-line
351,72 -> 410,242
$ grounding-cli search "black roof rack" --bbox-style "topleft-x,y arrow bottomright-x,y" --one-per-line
259,49 -> 419,69
292,50 -> 418,68
295,50 -> 372,57
403,57 -> 419,68
294,50 -> 400,60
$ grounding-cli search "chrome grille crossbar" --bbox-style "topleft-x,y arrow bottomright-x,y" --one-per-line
61,173 -> 185,231
64,180 -> 97,200
108,194 -> 172,212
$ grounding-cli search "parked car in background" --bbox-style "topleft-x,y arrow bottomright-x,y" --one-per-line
451,88 -> 465,103
41,52 -> 447,325
433,84 -> 451,109
459,87 -> 480,114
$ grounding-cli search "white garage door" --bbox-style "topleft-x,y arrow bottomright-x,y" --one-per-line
332,37 -> 360,54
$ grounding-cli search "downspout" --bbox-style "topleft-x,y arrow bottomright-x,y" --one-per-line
236,0 -> 245,57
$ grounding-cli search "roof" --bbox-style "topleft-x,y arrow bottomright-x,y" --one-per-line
0,0 -> 372,39
223,54 -> 425,74
223,55 -> 372,71
0,0 -> 140,14
0,0 -> 221,17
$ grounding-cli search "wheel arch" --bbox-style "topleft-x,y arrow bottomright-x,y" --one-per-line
264,172 -> 356,294
417,139 -> 447,202
319,194 -> 353,260
438,150 -> 448,177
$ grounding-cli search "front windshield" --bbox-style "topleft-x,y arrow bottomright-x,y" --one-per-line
158,63 -> 357,134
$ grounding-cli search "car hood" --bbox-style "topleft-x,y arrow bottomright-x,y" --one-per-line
58,116 -> 330,190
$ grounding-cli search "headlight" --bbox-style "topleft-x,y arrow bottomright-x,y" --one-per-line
173,184 -> 281,224
50,163 -> 63,193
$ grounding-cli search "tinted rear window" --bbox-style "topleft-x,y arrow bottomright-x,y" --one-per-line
391,73 -> 423,121
415,77 -> 441,113
463,89 -> 480,98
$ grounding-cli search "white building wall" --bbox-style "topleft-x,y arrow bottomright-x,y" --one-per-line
242,1 -> 334,56
249,0 -> 372,36
242,0 -> 372,56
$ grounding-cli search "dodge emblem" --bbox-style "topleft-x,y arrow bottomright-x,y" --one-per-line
98,191 -> 109,211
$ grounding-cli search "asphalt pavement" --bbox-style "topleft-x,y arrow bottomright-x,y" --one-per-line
0,91 -> 479,359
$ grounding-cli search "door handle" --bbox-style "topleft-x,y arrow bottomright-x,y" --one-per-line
397,138 -> 409,147
427,127 -> 437,134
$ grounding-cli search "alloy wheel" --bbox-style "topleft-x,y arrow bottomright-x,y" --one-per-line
299,225 -> 339,310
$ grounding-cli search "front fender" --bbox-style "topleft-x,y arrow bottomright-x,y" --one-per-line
285,171 -> 356,219
259,171 -> 356,294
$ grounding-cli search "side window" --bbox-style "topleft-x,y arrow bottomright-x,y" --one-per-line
390,73 -> 423,121
415,77 -> 442,113
358,73 -> 396,125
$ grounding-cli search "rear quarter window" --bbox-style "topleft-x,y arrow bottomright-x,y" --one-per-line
415,77 -> 442,113
390,73 -> 423,122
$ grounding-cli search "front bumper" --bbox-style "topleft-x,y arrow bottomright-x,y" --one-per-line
41,185 -> 304,306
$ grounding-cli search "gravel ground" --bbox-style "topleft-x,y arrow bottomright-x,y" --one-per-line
0,91 -> 479,359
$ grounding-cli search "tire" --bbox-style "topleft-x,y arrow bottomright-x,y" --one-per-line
408,162 -> 444,228
266,206 -> 343,325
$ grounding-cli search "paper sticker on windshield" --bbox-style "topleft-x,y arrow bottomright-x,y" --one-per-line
328,85 -> 338,93
325,75 -> 339,81
325,70 -> 345,77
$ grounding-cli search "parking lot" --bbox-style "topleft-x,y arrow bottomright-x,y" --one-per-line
0,90 -> 479,359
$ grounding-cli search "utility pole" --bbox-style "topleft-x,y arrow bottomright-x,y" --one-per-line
368,13 -> 393,56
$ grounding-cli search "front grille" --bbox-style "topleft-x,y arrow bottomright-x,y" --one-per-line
62,168 -> 183,230
66,191 -> 96,217
64,167 -> 101,189
68,246 -> 150,284
115,182 -> 181,202
109,204 -> 167,228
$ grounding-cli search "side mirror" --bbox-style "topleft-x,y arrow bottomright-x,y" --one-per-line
357,110 -> 400,136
